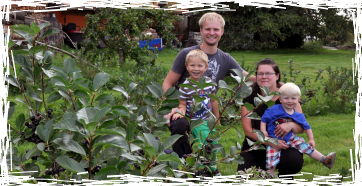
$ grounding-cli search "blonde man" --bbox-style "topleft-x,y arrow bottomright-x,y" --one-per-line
162,12 -> 256,159
260,83 -> 336,176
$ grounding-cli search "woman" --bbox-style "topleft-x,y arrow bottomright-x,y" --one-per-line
237,58 -> 305,176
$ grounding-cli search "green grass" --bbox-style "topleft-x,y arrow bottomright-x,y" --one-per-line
7,46 -> 356,181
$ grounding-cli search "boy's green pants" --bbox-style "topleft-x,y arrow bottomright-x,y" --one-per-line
191,120 -> 218,171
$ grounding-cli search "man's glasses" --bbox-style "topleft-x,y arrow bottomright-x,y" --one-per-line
257,72 -> 276,76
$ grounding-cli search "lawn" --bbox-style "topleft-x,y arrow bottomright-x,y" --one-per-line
6,46 -> 357,182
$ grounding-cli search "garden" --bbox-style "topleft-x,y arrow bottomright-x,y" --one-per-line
4,9 -> 357,185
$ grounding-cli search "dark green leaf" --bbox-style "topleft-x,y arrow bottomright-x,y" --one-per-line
157,106 -> 172,115
159,134 -> 182,153
146,164 -> 167,176
200,82 -> 217,89
151,82 -> 163,95
233,155 -> 245,165
93,107 -> 110,122
94,128 -> 125,137
113,85 -> 128,98
207,93 -> 220,104
2,102 -> 16,120
190,119 -> 205,131
74,89 -> 89,99
247,112 -> 261,120
42,68 -> 56,78
13,54 -> 31,67
207,116 -> 216,131
43,50 -> 54,66
8,39 -> 15,48
93,135 -> 129,151
61,131 -> 74,145
143,146 -> 156,158
218,80 -> 234,92
93,72 -> 110,91
30,22 -> 40,35
77,107 -> 97,124
47,92 -> 62,103
244,102 -> 254,111
153,118 -> 169,127
144,96 -> 156,106
38,28 -> 59,41
179,83 -> 197,92
144,133 -> 159,152
252,130 -> 265,142
38,22 -> 51,31
234,83 -> 252,99
53,138 -> 86,156
164,87 -> 175,97
126,123 -> 135,142
192,95 -> 206,103
29,91 -> 42,102
36,120 -> 54,142
51,76 -> 67,87
11,24 -> 34,36
12,29 -> 34,46
56,156 -> 84,173
95,94 -> 113,102
63,57 -> 76,75
22,163 -> 40,177
161,99 -> 180,108
25,147 -> 40,160
112,105 -> 130,116
15,113 -> 25,131
231,69 -> 245,80
37,143 -> 45,151
6,75 -> 19,88
85,121 -> 99,133
267,137 -> 278,145
230,146 -> 237,156
147,85 -> 162,99
94,166 -> 119,180
29,45 -> 46,55
157,154 -> 182,164
129,82 -> 138,92
165,89 -> 182,100
265,100 -> 275,108
53,119 -> 87,135
186,157 -> 195,166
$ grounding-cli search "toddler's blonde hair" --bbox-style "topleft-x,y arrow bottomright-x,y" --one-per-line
279,83 -> 301,97
185,49 -> 208,66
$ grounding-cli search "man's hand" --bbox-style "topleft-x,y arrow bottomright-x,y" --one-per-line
308,139 -> 315,148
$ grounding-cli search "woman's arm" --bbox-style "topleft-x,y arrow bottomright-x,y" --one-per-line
274,102 -> 304,137
172,100 -> 187,120
241,106 -> 289,150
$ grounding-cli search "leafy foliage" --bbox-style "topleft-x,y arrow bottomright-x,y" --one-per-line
81,8 -> 181,67
7,22 -> 279,182
190,4 -> 353,51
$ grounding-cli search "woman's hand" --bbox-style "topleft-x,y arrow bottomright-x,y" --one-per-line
269,139 -> 289,151
274,122 -> 293,138
172,113 -> 183,120
164,108 -> 179,127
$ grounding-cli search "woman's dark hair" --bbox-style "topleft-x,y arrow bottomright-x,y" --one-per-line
252,58 -> 280,95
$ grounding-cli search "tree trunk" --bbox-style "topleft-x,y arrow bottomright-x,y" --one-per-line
118,50 -> 124,66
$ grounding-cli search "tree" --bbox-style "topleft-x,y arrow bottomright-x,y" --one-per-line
190,4 -> 353,51
81,8 -> 181,67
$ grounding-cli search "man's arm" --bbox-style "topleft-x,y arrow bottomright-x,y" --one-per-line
242,70 -> 256,83
162,70 -> 182,94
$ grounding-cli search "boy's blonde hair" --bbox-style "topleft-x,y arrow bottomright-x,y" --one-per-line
279,83 -> 301,97
199,12 -> 225,29
185,49 -> 208,66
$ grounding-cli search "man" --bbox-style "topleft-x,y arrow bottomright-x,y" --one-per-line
162,12 -> 256,158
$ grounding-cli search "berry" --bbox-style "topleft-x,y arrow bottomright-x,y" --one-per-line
48,114 -> 52,118
59,167 -> 65,172
26,149 -> 29,153
50,170 -> 54,175
47,111 -> 52,115
45,170 -> 51,175
21,131 -> 25,136
153,162 -> 159,167
37,112 -> 41,116
54,169 -> 59,174
164,148 -> 173,154
96,166 -> 101,172
25,122 -> 29,126
30,116 -> 35,121
134,163 -> 140,169
206,138 -> 213,143
84,167 -> 89,172
49,108 -> 53,112
91,169 -> 96,174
